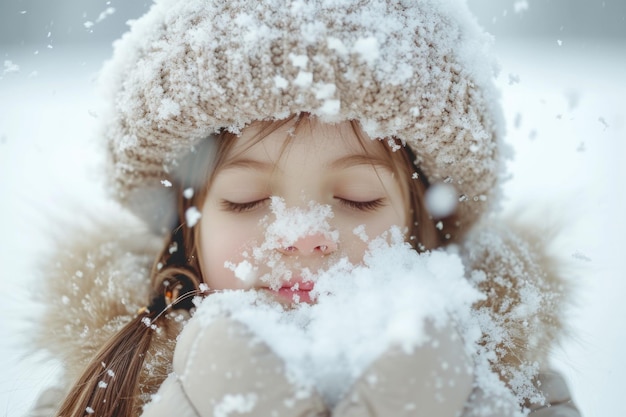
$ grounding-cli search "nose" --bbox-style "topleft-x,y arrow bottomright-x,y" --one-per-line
278,233 -> 338,256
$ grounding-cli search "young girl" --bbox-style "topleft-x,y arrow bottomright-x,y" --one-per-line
27,0 -> 581,416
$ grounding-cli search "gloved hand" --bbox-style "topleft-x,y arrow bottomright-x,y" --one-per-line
140,316 -> 328,417
527,372 -> 581,417
333,320 -> 473,417
460,371 -> 582,417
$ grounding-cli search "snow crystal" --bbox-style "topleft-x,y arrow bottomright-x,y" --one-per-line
161,179 -> 172,187
318,99 -> 340,117
96,7 -> 116,23
289,54 -> 309,69
224,260 -> 256,284
183,187 -> 194,199
557,39 -> 563,46
313,83 -> 336,100
192,228 -> 484,406
98,381 -> 108,388
508,73 -> 520,85
425,183 -> 458,218
572,251 -> 591,262
214,393 -> 257,417
513,1 -> 529,14
185,206 -> 202,227
274,75 -> 288,89
598,117 -> 609,130
3,60 -> 19,74
293,71 -> 313,88
168,242 -> 178,254
85,407 -> 95,414
352,225 -> 369,242
157,98 -> 181,119
326,37 -> 348,56
353,36 -> 380,66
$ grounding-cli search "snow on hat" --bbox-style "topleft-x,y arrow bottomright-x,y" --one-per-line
98,0 -> 505,236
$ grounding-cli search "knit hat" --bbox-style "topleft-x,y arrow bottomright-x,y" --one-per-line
98,0 -> 505,236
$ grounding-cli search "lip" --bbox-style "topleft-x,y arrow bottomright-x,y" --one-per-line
266,279 -> 315,304
282,279 -> 315,291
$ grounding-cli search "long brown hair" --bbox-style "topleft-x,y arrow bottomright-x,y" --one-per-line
55,114 -> 457,416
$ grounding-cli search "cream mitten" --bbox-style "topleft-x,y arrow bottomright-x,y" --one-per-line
333,321 -> 473,417
141,317 -> 328,417
527,372 -> 581,417
459,371 -> 582,417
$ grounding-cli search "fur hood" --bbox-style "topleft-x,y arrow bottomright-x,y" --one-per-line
30,208 -> 570,413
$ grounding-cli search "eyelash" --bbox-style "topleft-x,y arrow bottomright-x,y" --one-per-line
220,198 -> 385,213
220,199 -> 269,213
337,198 -> 385,212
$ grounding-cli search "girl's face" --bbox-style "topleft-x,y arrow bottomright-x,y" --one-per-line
198,118 -> 409,304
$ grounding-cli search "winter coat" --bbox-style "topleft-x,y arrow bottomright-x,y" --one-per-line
26,210 -> 580,417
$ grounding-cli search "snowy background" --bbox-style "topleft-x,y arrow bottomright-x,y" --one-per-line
1,1 -> 625,416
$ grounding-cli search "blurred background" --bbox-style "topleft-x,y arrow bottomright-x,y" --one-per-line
1,0 -> 625,44
1,1 -> 625,416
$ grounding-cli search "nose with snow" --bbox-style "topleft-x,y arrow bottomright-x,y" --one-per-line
278,233 -> 338,256
264,197 -> 339,256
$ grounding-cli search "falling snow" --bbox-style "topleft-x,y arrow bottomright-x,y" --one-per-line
425,183 -> 458,218
185,206 -> 202,227
3,60 -> 20,74
2,3 -> 625,417
513,1 -> 529,14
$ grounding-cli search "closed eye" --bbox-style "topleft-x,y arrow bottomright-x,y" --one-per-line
220,198 -> 270,213
336,198 -> 385,212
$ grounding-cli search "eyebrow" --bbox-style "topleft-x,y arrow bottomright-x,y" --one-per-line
328,154 -> 393,171
219,153 -> 392,173
219,158 -> 275,172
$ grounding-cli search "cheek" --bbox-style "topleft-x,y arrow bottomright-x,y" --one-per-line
199,217 -> 258,290
335,207 -> 407,265
366,208 -> 407,237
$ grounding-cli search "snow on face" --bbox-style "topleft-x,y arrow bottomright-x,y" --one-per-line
262,196 -> 338,251
197,117 -> 409,301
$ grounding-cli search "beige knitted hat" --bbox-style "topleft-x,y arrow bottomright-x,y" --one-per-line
98,0 -> 505,235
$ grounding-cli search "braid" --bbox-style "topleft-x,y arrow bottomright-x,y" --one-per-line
54,134 -> 237,416
56,208 -> 203,417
